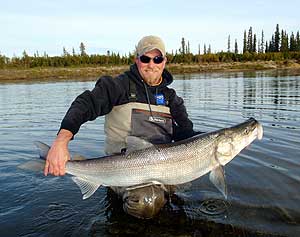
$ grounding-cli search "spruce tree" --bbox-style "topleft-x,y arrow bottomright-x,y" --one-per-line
243,30 -> 247,53
270,35 -> 275,52
234,39 -> 238,54
181,37 -> 186,55
208,45 -> 211,54
227,35 -> 231,52
80,42 -> 86,56
296,31 -> 300,51
253,34 -> 257,53
265,42 -> 269,53
274,24 -> 280,52
247,27 -> 253,52
261,30 -> 264,53
280,30 -> 289,52
63,47 -> 69,57
290,32 -> 296,51
22,50 -> 30,68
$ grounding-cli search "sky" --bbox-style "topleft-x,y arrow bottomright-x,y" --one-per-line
1,0 -> 299,57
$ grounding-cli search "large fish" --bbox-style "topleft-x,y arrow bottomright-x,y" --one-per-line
23,118 -> 263,200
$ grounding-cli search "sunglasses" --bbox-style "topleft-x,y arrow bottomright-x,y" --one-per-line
139,55 -> 164,64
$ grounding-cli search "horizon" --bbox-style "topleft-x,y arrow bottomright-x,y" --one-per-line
1,0 -> 299,57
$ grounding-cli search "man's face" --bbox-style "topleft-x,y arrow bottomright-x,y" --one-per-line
135,49 -> 167,86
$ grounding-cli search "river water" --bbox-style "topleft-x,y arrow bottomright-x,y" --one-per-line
0,70 -> 299,237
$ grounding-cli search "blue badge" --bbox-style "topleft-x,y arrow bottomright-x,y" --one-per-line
155,93 -> 165,105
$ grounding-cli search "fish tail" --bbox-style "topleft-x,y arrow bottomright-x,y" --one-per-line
17,141 -> 49,172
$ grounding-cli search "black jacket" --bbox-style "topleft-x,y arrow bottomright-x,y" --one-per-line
60,64 -> 195,141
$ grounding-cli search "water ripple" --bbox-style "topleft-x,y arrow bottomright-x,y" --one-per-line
43,203 -> 79,221
1,71 -> 300,236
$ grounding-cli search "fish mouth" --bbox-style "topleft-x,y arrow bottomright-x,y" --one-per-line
239,118 -> 263,140
257,123 -> 263,140
245,118 -> 263,141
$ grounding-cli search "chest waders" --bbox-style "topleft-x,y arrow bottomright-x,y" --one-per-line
104,79 -> 173,219
104,79 -> 173,155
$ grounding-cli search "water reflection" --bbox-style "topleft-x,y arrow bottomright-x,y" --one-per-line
174,70 -> 300,130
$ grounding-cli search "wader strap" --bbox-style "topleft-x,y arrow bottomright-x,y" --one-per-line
129,76 -> 170,105
129,79 -> 137,102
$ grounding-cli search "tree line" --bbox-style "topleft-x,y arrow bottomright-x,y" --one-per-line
0,24 -> 300,69
241,24 -> 300,53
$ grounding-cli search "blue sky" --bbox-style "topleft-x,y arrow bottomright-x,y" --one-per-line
1,0 -> 299,57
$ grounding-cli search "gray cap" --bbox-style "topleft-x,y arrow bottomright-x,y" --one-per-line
135,35 -> 166,57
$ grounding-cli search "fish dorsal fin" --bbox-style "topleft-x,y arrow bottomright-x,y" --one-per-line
125,136 -> 154,154
71,177 -> 101,200
34,141 -> 50,160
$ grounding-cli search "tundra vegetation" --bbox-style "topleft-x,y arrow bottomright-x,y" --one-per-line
1,24 -> 300,81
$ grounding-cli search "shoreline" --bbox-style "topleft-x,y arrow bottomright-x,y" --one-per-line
0,60 -> 300,83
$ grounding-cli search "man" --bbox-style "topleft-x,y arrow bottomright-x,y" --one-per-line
44,35 -> 197,218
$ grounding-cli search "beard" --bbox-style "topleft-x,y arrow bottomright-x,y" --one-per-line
141,68 -> 162,86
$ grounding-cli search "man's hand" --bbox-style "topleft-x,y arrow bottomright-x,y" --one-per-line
44,129 -> 73,176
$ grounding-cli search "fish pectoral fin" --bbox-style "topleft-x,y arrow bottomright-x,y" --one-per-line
71,177 -> 101,200
209,165 -> 228,199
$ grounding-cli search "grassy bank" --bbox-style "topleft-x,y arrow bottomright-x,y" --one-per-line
1,60 -> 300,83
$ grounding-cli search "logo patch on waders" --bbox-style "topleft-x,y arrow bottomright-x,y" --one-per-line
131,108 -> 173,144
149,116 -> 166,124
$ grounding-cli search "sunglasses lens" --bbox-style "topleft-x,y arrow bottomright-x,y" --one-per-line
139,55 -> 164,64
139,55 -> 151,63
153,56 -> 164,64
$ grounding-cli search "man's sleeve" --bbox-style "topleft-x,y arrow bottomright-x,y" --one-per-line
166,88 -> 196,141
59,76 -> 125,136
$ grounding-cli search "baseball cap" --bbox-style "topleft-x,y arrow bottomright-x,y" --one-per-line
135,35 -> 166,57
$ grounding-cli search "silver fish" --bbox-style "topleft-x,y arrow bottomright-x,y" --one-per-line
26,118 -> 263,200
